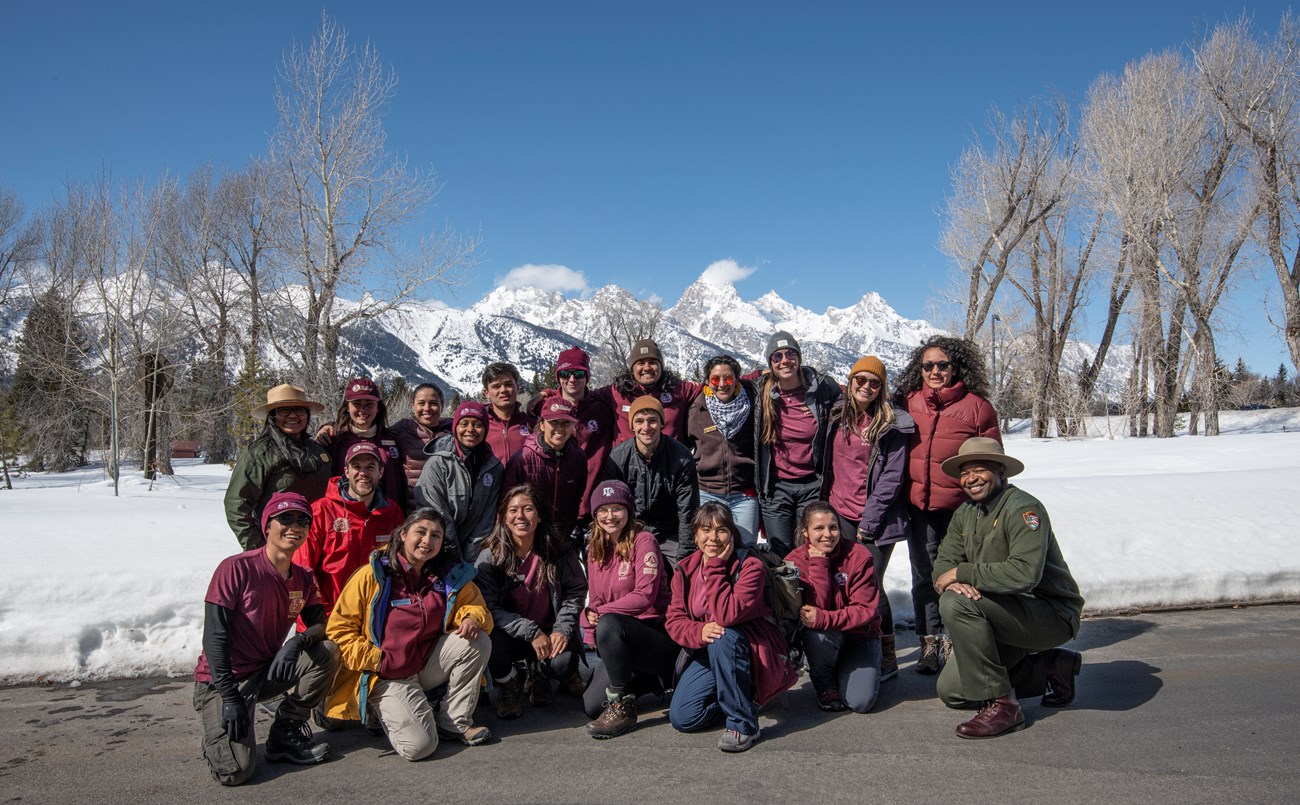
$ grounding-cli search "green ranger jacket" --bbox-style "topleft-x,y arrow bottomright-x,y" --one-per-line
224,434 -> 333,550
933,484 -> 1084,626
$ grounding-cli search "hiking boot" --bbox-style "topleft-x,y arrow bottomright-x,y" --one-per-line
496,675 -> 524,720
528,664 -> 553,707
265,718 -> 330,765
880,635 -> 898,681
817,688 -> 847,712
586,696 -> 637,739
437,724 -> 492,746
916,635 -> 942,675
717,727 -> 760,753
563,668 -> 588,697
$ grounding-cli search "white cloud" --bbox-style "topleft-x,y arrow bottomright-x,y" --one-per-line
496,264 -> 589,293
699,259 -> 756,287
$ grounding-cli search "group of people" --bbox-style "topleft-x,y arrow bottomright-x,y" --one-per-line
195,332 -> 1085,785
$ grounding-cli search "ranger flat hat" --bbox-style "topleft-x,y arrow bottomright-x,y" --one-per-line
252,384 -> 325,419
940,436 -> 1025,479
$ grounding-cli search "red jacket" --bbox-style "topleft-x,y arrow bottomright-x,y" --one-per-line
787,539 -> 881,639
503,433 -> 588,539
666,550 -> 798,707
903,381 -> 1000,511
593,379 -> 701,446
484,406 -> 536,466
527,389 -> 616,516
297,477 -> 404,617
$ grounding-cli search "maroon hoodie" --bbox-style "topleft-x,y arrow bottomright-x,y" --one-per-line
485,405 -> 537,466
503,432 -> 588,539
527,389 -> 616,516
582,531 -> 671,646
787,538 -> 881,639
666,550 -> 798,706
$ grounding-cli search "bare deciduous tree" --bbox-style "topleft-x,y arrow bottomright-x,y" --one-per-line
270,14 -> 477,402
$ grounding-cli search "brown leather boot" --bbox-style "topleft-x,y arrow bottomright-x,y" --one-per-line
880,635 -> 898,681
956,695 -> 1025,739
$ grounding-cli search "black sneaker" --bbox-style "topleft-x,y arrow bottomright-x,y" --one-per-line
266,718 -> 330,765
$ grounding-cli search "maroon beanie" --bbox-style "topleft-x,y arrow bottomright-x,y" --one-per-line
556,347 -> 591,378
589,480 -> 635,515
453,400 -> 488,432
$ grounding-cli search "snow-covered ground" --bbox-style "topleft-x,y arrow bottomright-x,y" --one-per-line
3,408 -> 1299,684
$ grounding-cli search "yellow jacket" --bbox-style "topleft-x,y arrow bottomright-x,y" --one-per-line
324,551 -> 492,722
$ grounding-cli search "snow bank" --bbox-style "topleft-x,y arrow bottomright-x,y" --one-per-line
2,411 -> 1299,683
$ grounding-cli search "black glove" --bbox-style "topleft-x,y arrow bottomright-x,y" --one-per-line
221,692 -> 249,743
268,635 -> 305,684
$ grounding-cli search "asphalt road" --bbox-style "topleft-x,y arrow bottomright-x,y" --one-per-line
2,605 -> 1297,805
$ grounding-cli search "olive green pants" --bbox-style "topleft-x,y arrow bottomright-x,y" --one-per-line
936,590 -> 1077,707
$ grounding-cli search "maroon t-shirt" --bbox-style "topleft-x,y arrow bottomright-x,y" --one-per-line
193,548 -> 321,683
828,418 -> 873,520
506,552 -> 553,630
773,386 -> 817,479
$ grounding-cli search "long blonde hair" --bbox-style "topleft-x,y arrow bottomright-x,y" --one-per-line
836,376 -> 896,446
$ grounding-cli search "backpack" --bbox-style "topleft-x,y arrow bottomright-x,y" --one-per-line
734,547 -> 803,651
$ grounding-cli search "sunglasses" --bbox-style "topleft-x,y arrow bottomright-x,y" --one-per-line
708,376 -> 736,387
273,406 -> 310,417
922,361 -> 953,372
272,512 -> 312,528
769,349 -> 799,364
557,369 -> 588,381
851,376 -> 883,390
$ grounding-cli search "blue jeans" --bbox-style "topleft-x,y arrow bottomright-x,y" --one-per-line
699,491 -> 760,548
669,628 -> 758,736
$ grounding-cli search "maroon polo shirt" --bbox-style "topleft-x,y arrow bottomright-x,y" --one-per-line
193,548 -> 321,683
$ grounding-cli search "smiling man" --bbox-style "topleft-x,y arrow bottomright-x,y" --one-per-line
602,396 -> 699,564
193,491 -> 341,786
504,397 -> 588,540
297,441 -> 403,618
930,437 -> 1085,739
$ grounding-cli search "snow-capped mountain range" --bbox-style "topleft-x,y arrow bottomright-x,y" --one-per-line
347,273 -> 940,394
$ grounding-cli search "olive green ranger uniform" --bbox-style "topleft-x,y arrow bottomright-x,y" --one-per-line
932,484 -> 1084,707
224,435 -> 332,550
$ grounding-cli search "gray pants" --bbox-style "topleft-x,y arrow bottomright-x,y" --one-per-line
193,640 -> 340,786
370,631 -> 491,761
936,591 -> 1077,707
802,630 -> 882,713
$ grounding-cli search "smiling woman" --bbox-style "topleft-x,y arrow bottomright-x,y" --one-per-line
224,385 -> 333,550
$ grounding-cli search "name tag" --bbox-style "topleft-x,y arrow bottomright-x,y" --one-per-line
390,598 -> 412,607
704,425 -> 718,433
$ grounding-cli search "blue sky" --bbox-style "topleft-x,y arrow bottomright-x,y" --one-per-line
2,1 -> 1296,373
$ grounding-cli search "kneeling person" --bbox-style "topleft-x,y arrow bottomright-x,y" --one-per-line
192,492 -> 341,786
931,437 -> 1084,739
324,508 -> 494,758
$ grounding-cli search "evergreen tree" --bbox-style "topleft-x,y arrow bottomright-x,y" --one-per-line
10,289 -> 91,471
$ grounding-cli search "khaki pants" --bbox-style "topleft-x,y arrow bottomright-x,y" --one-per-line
936,591 -> 1077,707
194,640 -> 340,786
370,631 -> 491,761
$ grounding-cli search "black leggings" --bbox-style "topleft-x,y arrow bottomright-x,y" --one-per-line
488,628 -> 579,681
581,614 -> 678,718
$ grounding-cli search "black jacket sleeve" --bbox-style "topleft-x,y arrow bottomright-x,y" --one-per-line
202,602 -> 239,699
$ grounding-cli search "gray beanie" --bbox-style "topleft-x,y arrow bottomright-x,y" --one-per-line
765,331 -> 801,361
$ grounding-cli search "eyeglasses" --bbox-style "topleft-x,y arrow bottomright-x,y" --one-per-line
921,361 -> 953,372
273,406 -> 309,418
769,349 -> 799,364
557,369 -> 588,381
272,512 -> 312,528
708,376 -> 736,387
851,376 -> 883,390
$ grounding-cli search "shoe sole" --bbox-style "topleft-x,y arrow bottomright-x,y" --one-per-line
266,748 -> 330,765
438,730 -> 492,746
1042,651 -> 1083,708
956,720 -> 1026,740
587,724 -> 635,739
496,710 -> 522,720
